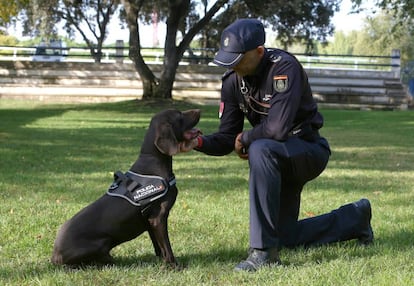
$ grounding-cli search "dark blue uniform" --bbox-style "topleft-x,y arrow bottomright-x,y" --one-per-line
196,48 -> 369,249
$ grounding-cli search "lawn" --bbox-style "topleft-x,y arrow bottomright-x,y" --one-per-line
0,99 -> 413,285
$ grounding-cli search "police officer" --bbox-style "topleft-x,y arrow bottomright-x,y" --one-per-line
182,18 -> 373,272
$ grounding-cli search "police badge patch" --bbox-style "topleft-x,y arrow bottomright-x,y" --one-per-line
273,75 -> 288,93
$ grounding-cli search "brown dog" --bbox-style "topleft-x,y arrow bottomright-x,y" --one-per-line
51,109 -> 201,267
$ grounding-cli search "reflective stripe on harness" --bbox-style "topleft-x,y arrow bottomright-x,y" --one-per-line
106,170 -> 176,208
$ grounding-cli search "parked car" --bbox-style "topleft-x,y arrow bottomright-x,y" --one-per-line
32,40 -> 68,62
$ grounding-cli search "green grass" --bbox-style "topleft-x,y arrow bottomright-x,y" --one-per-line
0,99 -> 413,285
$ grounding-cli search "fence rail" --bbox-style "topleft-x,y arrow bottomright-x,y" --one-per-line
0,60 -> 409,110
0,45 -> 401,72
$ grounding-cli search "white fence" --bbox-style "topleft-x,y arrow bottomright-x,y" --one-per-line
0,60 -> 409,109
0,45 -> 402,71
0,44 -> 408,109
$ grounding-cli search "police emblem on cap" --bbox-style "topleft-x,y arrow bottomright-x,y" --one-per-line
273,75 -> 288,93
223,37 -> 229,47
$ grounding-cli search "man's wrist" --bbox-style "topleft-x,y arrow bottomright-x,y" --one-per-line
196,136 -> 203,148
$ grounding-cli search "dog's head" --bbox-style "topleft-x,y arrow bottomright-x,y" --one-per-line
152,109 -> 201,156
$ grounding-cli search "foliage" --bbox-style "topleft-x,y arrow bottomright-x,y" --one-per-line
349,0 -> 414,60
119,0 -> 340,100
4,0 -> 414,99
20,0 -> 60,38
318,11 -> 414,65
317,30 -> 355,55
1,0 -> 342,98
0,34 -> 19,45
196,0 -> 339,53
56,0 -> 121,62
0,0 -> 120,62
375,0 -> 414,22
121,0 -> 228,100
352,12 -> 414,62
0,0 -> 29,27
0,99 -> 413,285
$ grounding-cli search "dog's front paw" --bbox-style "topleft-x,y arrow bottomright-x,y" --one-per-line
160,260 -> 186,271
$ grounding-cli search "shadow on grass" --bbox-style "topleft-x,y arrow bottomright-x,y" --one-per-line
2,232 -> 411,282
107,242 -> 379,269
0,99 -> 207,130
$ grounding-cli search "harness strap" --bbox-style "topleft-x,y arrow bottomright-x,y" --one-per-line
107,170 -> 176,212
248,95 -> 271,109
239,77 -> 270,116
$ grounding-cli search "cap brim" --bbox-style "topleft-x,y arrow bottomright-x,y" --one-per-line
213,50 -> 244,68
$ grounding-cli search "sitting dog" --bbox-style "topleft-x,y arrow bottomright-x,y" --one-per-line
51,109 -> 201,267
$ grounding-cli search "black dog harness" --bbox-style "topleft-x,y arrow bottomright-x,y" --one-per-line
106,171 -> 176,210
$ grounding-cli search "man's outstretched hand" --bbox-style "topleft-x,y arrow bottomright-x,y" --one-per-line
179,137 -> 199,153
179,128 -> 202,153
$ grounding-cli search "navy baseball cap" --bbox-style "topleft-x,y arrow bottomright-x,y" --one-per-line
213,18 -> 265,68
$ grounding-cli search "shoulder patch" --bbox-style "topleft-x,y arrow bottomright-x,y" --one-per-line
273,75 -> 288,93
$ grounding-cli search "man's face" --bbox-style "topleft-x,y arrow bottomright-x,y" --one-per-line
232,46 -> 264,77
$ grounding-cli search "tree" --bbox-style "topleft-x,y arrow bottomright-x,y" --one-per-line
122,0 -> 340,100
316,9 -> 414,71
317,30 -> 355,55
352,12 -> 414,62
122,0 -> 229,99
0,0 -> 29,34
1,0 -> 119,62
57,0 -> 121,63
2,0 -> 340,100
20,0 -> 60,38
351,0 -> 414,22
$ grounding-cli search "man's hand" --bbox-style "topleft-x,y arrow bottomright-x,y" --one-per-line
234,133 -> 248,160
179,128 -> 202,153
179,137 -> 199,153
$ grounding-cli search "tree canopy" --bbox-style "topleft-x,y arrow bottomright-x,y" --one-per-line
352,0 -> 414,22
0,0 -> 29,33
119,0 -> 340,99
57,0 -> 120,62
2,0 -> 413,99
318,10 -> 414,65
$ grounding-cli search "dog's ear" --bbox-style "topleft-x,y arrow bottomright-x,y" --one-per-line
154,122 -> 179,156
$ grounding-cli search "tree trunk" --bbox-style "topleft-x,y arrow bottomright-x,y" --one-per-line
153,0 -> 191,99
123,0 -> 158,99
122,0 -> 228,100
60,1 -> 117,64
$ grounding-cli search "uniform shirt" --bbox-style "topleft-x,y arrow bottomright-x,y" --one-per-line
197,48 -> 324,156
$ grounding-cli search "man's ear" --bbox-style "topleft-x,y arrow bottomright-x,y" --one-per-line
154,122 -> 179,156
257,45 -> 265,57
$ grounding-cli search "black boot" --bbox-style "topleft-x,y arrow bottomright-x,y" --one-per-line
234,248 -> 282,272
353,198 -> 374,245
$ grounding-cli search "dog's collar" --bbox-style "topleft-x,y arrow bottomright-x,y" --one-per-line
106,170 -> 176,210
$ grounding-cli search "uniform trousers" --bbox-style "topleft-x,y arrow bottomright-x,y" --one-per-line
248,137 -> 365,249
